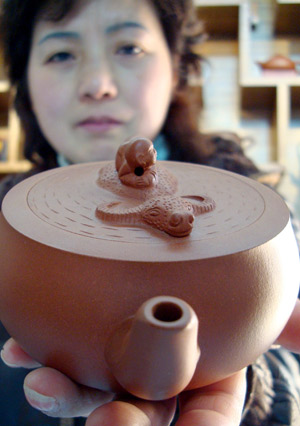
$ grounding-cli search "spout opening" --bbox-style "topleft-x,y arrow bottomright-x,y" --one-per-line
152,302 -> 183,323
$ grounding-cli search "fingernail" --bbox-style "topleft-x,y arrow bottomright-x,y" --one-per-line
0,342 -> 14,366
0,349 -> 18,368
1,340 -> 42,369
23,385 -> 58,412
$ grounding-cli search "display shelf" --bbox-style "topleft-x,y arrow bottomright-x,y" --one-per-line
239,0 -> 300,165
274,0 -> 300,34
0,86 -> 32,174
193,0 -> 300,218
0,35 -> 32,175
195,1 -> 241,38
0,160 -> 32,173
0,104 -> 32,174
195,0 -> 300,168
0,80 -> 9,92
194,0 -> 243,5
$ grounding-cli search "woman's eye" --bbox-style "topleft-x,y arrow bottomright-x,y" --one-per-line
46,51 -> 75,63
117,44 -> 143,56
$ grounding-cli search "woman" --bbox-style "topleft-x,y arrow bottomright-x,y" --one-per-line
0,0 -> 299,425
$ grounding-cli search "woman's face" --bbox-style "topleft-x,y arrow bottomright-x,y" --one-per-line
28,0 -> 176,163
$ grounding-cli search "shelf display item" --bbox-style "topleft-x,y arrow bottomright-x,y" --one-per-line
257,54 -> 300,76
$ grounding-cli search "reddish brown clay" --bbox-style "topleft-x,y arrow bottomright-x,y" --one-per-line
115,136 -> 158,188
0,138 -> 299,399
96,138 -> 215,237
105,296 -> 200,400
257,54 -> 299,70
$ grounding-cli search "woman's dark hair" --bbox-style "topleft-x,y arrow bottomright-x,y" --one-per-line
1,0 -> 76,167
0,0 -> 207,167
0,0 -> 258,175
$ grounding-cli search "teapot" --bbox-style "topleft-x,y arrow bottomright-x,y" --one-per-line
0,137 -> 299,400
257,54 -> 300,71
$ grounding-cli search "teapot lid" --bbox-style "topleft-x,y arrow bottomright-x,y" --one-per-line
2,139 -> 290,262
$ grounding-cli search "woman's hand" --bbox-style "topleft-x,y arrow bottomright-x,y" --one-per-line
86,369 -> 246,426
1,299 -> 300,425
1,337 -> 246,425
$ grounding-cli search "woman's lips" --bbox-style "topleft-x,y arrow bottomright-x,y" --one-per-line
77,117 -> 123,133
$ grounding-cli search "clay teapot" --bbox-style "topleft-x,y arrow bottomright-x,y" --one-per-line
0,137 -> 299,400
257,54 -> 300,71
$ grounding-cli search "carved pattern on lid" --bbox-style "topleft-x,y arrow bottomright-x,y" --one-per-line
96,137 -> 216,237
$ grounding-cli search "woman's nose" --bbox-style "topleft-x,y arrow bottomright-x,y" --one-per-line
78,61 -> 118,101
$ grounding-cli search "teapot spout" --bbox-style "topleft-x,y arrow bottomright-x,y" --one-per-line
105,296 -> 200,400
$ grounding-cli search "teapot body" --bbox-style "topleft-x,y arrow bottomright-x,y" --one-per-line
0,161 -> 299,395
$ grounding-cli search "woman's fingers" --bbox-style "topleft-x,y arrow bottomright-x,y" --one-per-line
1,337 -> 248,425
23,367 -> 114,418
86,397 -> 176,426
176,369 -> 247,426
1,337 -> 41,368
277,299 -> 300,353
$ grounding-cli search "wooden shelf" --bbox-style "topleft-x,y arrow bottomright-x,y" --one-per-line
195,2 -> 241,38
193,0 -> 300,217
0,61 -> 32,175
0,160 -> 32,174
0,80 -> 9,93
275,1 -> 300,35
194,0 -> 243,5
277,1 -> 300,4
239,0 -> 300,166
194,0 -> 300,170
